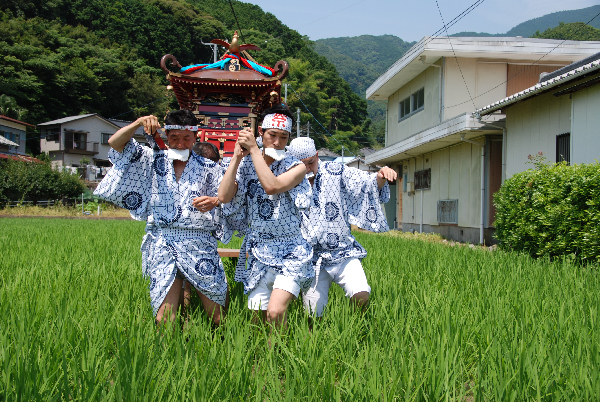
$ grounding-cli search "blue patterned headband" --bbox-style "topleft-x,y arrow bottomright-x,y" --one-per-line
163,125 -> 198,131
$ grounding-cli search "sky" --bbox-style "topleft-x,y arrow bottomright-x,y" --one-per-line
245,0 -> 599,42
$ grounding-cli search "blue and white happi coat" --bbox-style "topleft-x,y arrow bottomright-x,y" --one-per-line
302,161 -> 390,267
94,139 -> 231,315
222,155 -> 314,294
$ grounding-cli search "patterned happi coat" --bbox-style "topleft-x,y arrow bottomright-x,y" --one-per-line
222,154 -> 314,294
94,139 -> 231,315
301,161 -> 390,267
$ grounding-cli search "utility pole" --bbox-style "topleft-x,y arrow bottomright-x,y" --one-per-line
306,121 -> 310,138
200,39 -> 218,63
284,84 -> 288,103
341,146 -> 344,159
296,108 -> 300,138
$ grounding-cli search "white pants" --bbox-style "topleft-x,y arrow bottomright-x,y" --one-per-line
302,258 -> 371,317
247,268 -> 302,311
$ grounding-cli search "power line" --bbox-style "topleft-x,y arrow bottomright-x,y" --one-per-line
288,85 -> 357,157
435,0 -> 476,111
445,10 -> 600,110
228,0 -> 245,43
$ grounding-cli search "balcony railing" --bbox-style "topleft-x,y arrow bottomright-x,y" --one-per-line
64,141 -> 99,154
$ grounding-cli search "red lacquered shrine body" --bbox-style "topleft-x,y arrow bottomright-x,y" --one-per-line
160,39 -> 288,158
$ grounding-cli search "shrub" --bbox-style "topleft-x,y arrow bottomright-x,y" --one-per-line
494,155 -> 600,264
0,158 -> 85,204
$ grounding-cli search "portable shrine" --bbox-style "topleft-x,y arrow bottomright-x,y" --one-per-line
160,32 -> 289,158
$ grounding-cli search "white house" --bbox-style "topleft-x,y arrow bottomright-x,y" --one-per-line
365,37 -> 600,243
38,114 -> 147,180
476,52 -> 600,173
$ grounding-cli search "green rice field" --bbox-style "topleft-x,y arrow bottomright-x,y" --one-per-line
1,217 -> 599,400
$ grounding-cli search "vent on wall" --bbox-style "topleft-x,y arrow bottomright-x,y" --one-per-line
438,199 -> 458,224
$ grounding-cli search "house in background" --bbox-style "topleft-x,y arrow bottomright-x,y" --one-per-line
365,36 -> 600,244
476,52 -> 600,173
0,115 -> 34,158
38,114 -> 147,181
316,148 -> 339,162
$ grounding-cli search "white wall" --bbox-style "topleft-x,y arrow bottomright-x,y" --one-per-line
387,63 -> 442,145
571,84 -> 600,164
505,91 -> 571,178
443,58 -> 507,120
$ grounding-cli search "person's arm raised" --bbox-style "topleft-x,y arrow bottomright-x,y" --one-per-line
237,129 -> 305,195
218,140 -> 247,204
108,115 -> 160,153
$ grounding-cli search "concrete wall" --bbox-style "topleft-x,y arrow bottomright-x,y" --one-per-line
571,84 -> 600,164
505,91 -> 571,178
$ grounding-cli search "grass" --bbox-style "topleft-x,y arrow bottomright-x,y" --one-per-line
1,218 -> 599,400
0,202 -> 132,218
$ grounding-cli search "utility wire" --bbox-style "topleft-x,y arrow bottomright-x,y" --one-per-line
447,10 -> 600,110
435,0 -> 476,111
288,85 -> 357,157
228,0 -> 245,43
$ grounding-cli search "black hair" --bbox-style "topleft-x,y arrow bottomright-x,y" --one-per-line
164,109 -> 198,127
193,141 -> 220,163
259,103 -> 294,126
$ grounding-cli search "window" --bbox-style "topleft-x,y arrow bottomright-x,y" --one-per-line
101,133 -> 111,145
414,168 -> 431,190
556,133 -> 570,164
412,88 -> 424,112
438,200 -> 458,224
398,87 -> 425,122
46,128 -> 60,142
65,131 -> 87,150
2,131 -> 20,146
399,97 -> 411,120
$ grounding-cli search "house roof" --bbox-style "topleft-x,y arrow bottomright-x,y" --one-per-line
37,113 -> 120,129
0,114 -> 34,127
0,136 -> 19,147
367,36 -> 600,100
317,148 -> 339,157
109,119 -> 146,136
333,156 -> 357,164
365,112 -> 504,165
0,152 -> 42,163
476,52 -> 600,116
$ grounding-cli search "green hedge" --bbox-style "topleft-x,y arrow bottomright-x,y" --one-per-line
494,157 -> 600,264
0,158 -> 85,204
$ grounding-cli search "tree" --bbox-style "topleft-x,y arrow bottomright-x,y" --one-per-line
531,22 -> 600,41
0,94 -> 27,120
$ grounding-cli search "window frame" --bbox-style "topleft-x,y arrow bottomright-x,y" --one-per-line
398,87 -> 425,122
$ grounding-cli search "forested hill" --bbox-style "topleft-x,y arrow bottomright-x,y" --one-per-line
0,0 -> 373,152
451,5 -> 600,37
314,35 -> 415,96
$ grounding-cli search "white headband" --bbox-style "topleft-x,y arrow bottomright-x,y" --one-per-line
163,125 -> 198,131
286,137 -> 317,160
261,113 -> 292,133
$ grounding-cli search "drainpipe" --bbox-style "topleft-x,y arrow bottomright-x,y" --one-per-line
420,156 -> 424,233
460,134 -> 485,245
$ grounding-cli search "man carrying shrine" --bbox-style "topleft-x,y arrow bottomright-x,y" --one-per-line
94,109 -> 230,327
286,137 -> 397,317
218,104 -> 313,329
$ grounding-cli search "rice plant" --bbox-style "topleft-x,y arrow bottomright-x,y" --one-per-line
0,218 -> 599,400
